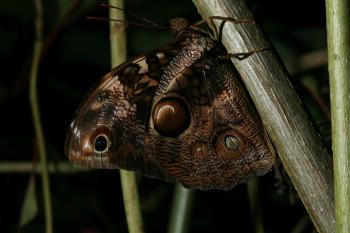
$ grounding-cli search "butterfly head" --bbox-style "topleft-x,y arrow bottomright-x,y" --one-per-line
168,18 -> 191,38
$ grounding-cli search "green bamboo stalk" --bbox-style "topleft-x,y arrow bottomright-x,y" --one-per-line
108,1 -> 144,233
109,0 -> 127,67
29,0 -> 53,233
119,171 -> 144,233
325,0 -> 350,232
167,185 -> 194,233
247,178 -> 265,233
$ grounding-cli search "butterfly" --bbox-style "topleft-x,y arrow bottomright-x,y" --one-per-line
64,17 -> 275,190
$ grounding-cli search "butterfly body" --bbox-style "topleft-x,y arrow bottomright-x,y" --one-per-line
65,18 -> 275,190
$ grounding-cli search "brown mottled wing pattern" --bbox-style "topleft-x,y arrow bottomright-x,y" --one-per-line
65,42 -> 185,183
145,51 -> 274,190
65,18 -> 275,190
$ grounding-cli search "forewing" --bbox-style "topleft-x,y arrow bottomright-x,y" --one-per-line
64,45 -> 184,183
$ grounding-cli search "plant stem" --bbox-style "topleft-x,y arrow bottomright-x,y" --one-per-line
325,0 -> 350,232
119,171 -> 145,233
109,1 -> 144,233
192,1 -> 335,232
29,0 -> 53,233
247,178 -> 264,233
0,162 -> 88,173
167,185 -> 194,233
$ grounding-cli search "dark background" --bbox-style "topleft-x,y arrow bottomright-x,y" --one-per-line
0,0 -> 330,232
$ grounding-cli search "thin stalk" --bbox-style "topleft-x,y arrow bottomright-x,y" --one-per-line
167,185 -> 194,233
108,1 -> 144,233
0,162 -> 89,173
119,171 -> 144,233
325,0 -> 350,232
247,178 -> 265,233
109,0 -> 127,66
29,0 -> 53,233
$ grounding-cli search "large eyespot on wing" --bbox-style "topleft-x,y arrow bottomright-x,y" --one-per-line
152,97 -> 190,137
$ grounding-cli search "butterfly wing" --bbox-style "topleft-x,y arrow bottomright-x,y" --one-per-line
65,25 -> 275,190
65,44 -> 184,183
144,51 -> 275,190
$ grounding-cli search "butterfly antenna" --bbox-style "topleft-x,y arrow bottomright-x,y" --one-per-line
100,3 -> 168,30
87,16 -> 167,30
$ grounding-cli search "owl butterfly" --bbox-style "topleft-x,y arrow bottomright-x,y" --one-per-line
65,16 -> 275,190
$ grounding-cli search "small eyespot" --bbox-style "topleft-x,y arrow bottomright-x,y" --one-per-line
212,129 -> 247,160
225,135 -> 239,150
94,134 -> 109,154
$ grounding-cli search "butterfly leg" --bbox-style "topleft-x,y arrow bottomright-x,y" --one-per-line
208,16 -> 255,41
207,16 -> 269,59
219,47 -> 269,60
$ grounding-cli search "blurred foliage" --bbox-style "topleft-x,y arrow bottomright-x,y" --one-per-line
0,0 -> 330,232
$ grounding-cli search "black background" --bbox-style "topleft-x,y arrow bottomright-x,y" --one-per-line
0,0 -> 329,232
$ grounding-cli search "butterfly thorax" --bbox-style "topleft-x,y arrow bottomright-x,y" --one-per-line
169,17 -> 217,53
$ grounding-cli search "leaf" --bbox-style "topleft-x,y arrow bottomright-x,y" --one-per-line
19,175 -> 38,227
